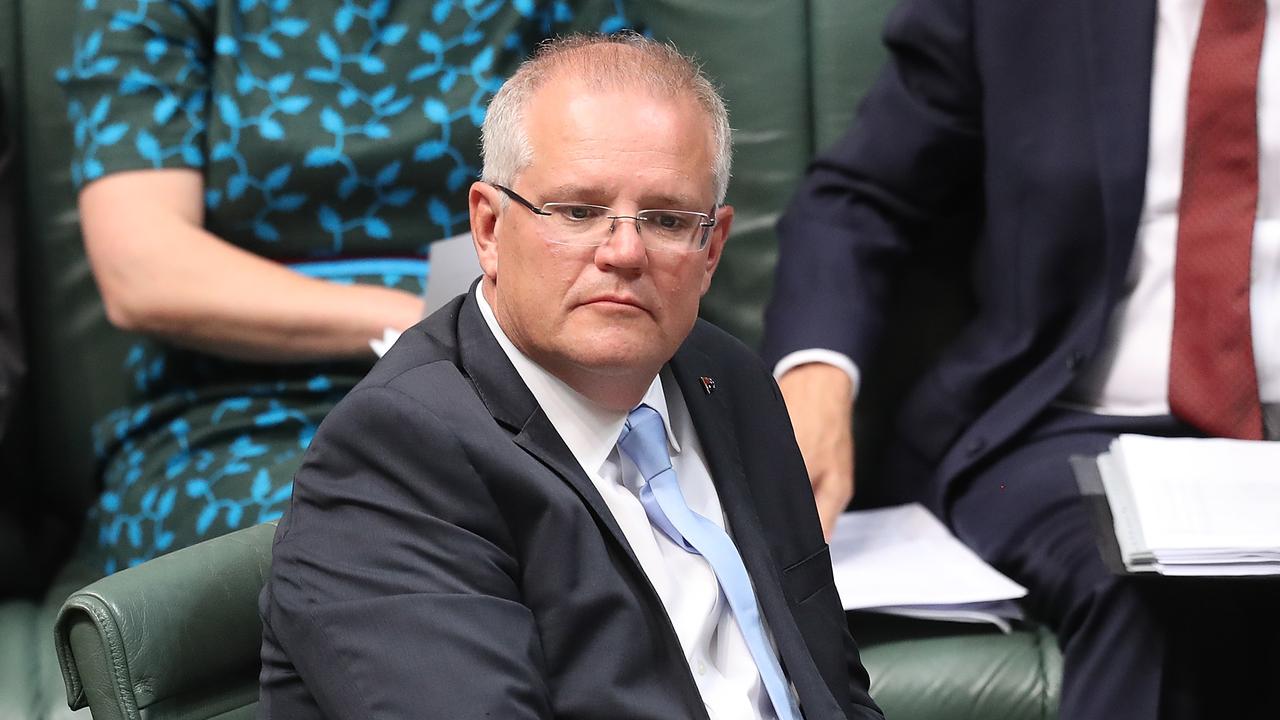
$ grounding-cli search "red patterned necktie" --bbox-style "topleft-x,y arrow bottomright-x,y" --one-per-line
1169,0 -> 1267,440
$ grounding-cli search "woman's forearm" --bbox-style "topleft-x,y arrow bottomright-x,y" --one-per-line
80,169 -> 424,363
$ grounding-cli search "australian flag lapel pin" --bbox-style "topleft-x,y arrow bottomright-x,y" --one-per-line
699,376 -> 716,395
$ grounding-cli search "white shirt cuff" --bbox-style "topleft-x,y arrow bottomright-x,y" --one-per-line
772,349 -> 861,402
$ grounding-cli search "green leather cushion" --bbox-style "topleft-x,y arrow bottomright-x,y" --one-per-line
855,615 -> 1061,720
54,522 -> 275,720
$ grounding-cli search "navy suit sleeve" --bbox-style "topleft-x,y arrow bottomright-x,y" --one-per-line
261,385 -> 553,719
762,0 -> 984,369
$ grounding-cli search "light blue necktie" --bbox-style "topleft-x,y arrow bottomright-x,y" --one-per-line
618,404 -> 800,720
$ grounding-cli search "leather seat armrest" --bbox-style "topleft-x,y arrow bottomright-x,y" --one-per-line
53,522 -> 277,720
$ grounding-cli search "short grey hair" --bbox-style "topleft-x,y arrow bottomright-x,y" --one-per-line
480,32 -> 733,204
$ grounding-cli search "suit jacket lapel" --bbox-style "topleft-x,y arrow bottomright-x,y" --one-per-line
670,346 -> 845,719
456,293 -> 711,718
454,292 -> 644,573
458,293 -> 839,715
1080,0 -> 1157,296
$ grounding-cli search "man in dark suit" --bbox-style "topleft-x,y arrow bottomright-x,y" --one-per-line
258,33 -> 883,720
764,1 -> 1279,719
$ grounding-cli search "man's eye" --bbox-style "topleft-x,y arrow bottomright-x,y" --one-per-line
554,205 -> 604,222
648,213 -> 692,231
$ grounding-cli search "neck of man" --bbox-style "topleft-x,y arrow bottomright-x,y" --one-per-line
550,363 -> 657,413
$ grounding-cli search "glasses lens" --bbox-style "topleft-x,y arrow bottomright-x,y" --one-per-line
541,204 -> 613,246
637,210 -> 708,251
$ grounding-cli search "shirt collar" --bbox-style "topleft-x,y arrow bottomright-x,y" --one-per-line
475,285 -> 681,477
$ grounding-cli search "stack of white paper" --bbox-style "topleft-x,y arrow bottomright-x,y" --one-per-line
829,504 -> 1027,632
1096,434 -> 1280,576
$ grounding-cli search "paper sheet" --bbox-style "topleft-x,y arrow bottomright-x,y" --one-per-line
829,504 -> 1026,611
1103,435 -> 1280,574
1114,435 -> 1280,551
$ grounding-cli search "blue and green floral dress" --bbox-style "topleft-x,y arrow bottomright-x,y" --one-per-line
60,0 -> 634,575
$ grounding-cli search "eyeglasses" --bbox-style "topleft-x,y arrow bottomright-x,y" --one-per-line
493,184 -> 717,253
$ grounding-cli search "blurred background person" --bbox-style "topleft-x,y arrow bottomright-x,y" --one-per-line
764,0 -> 1280,718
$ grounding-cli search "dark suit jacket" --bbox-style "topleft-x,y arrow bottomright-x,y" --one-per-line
763,0 -> 1158,514
259,291 -> 882,719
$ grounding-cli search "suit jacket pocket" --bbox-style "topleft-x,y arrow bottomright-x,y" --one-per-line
782,548 -> 852,711
782,545 -> 836,607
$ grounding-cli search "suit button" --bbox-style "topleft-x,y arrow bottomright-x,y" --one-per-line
1067,350 -> 1089,372
966,438 -> 987,456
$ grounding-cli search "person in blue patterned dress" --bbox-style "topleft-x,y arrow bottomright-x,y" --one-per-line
59,0 -> 634,575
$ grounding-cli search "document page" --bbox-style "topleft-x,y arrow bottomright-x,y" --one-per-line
829,504 -> 1026,611
1113,435 -> 1280,553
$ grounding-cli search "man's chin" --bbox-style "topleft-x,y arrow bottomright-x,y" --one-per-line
550,317 -> 681,377
561,340 -> 672,380
568,352 -> 662,377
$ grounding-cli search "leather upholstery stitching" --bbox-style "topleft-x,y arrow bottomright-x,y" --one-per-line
62,593 -> 142,719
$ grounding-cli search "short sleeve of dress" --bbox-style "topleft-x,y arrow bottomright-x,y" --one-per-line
60,0 -> 216,188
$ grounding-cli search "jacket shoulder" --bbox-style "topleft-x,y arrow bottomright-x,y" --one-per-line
685,319 -> 774,382
686,318 -> 761,363
356,296 -> 466,394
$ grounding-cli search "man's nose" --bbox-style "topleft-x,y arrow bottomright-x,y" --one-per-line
595,216 -> 648,269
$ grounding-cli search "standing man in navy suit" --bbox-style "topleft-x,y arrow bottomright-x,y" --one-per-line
765,0 -> 1280,718
259,33 -> 882,720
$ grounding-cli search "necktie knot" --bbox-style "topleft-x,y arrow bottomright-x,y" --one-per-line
618,404 -> 672,481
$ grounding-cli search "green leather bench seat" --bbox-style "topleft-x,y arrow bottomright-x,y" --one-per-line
855,616 -> 1062,720
54,522 -> 1063,720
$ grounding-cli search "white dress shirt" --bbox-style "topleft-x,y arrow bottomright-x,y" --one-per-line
476,286 -> 779,720
780,0 -> 1280,415
1063,0 -> 1280,413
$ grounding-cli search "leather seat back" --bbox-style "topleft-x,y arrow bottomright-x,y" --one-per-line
645,0 -> 814,349
15,0 -> 135,522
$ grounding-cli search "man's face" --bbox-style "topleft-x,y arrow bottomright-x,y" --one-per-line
471,78 -> 731,399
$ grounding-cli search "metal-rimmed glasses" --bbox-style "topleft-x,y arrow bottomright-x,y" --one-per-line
493,184 -> 717,253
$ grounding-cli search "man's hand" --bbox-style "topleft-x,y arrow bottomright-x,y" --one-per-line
778,363 -> 856,540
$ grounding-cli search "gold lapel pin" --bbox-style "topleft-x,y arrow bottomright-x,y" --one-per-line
700,376 -> 716,395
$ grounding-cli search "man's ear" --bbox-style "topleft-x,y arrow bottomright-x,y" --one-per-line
469,182 -> 501,282
699,204 -> 733,296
